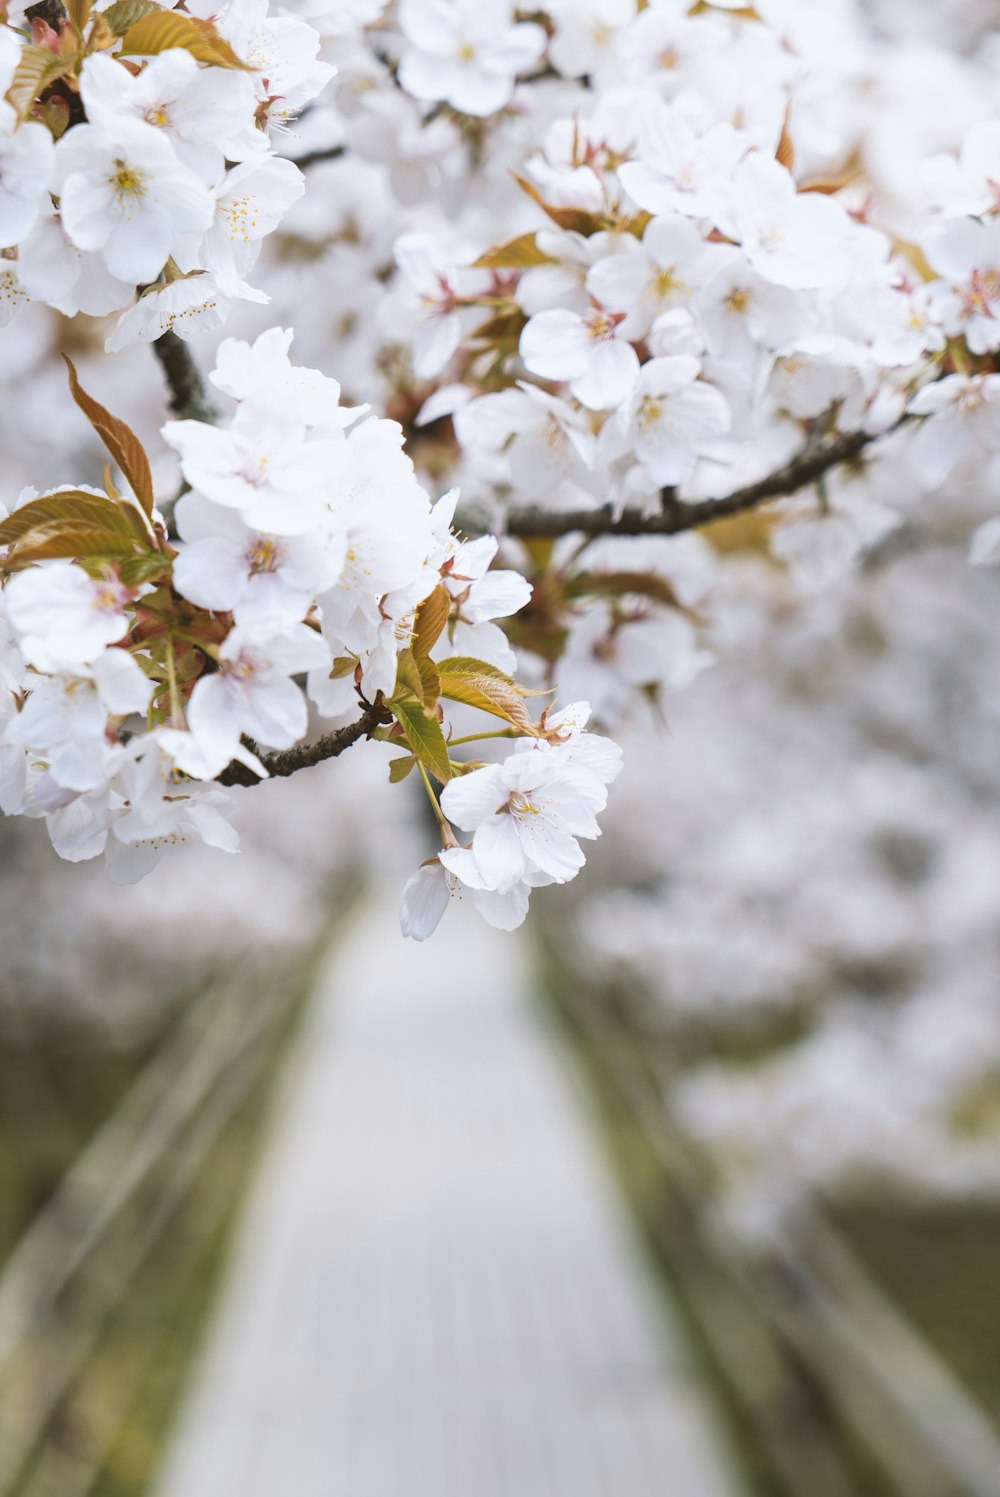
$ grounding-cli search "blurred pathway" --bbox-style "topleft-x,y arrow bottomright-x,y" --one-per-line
154,895 -> 742,1497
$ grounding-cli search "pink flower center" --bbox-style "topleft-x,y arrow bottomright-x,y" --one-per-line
961,267 -> 1000,321
584,306 -> 626,343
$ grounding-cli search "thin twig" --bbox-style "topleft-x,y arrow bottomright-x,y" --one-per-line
289,143 -> 346,170
217,702 -> 392,787
500,426 -> 881,540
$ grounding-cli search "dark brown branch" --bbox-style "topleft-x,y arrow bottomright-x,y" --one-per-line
289,143 -> 346,170
152,330 -> 218,425
501,426 -> 880,540
217,702 -> 392,787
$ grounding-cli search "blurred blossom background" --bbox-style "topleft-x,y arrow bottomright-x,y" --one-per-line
4,0 -> 1000,1493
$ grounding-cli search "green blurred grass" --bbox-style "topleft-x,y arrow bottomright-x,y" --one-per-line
0,927 -> 340,1496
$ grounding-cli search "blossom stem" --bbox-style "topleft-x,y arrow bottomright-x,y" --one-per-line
447,728 -> 520,747
417,760 -> 453,838
165,636 -> 182,728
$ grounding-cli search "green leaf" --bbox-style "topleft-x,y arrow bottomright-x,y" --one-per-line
5,46 -> 76,124
394,649 -> 442,708
390,695 -> 453,784
394,649 -> 424,701
412,584 -> 451,659
118,552 -> 173,586
473,233 -> 555,270
102,0 -> 162,33
388,755 -> 416,784
62,357 -> 156,518
118,10 -> 254,69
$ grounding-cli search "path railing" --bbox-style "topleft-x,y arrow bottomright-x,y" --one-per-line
542,943 -> 1000,1497
0,931 -> 332,1497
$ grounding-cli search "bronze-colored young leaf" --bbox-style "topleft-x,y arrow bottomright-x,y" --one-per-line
417,655 -> 440,706
438,672 -> 537,734
101,0 -> 161,33
565,569 -> 684,610
412,584 -> 451,659
776,108 -> 794,172
511,173 -> 609,236
474,233 -> 555,270
62,356 -> 155,518
5,45 -> 76,123
329,653 -> 359,680
469,308 -> 526,345
66,0 -> 93,32
435,655 -> 518,685
391,695 -> 453,783
388,755 -> 416,784
0,491 -> 137,547
118,10 -> 253,69
5,524 -> 142,568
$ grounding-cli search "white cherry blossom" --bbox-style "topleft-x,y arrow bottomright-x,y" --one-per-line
186,622 -> 330,774
162,408 -> 338,534
587,216 -> 721,339
440,744 -> 611,891
6,649 -> 152,793
397,0 -> 546,118
0,114 -> 55,250
54,119 -> 215,283
173,491 -> 345,625
5,562 -> 135,673
921,120 -> 1000,218
728,153 -> 853,291
520,303 -> 640,411
922,217 -> 1000,355
617,355 -> 732,487
79,50 -> 256,182
618,105 -> 747,221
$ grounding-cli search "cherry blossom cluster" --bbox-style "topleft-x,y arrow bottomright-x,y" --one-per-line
0,0 -> 329,344
4,0 -> 1000,944
0,330 -> 620,935
319,0 -> 1000,724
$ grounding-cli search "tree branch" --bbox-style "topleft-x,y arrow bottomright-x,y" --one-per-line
151,330 -> 218,424
217,702 -> 392,787
501,426 -> 880,540
289,143 -> 346,170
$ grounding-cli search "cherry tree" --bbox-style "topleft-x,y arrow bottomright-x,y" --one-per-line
1,0 -> 998,939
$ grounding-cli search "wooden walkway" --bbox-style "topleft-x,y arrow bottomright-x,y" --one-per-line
154,895 -> 743,1497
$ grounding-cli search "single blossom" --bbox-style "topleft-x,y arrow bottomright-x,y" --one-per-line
520,303 -> 640,411
440,744 -> 611,892
397,0 -> 546,118
54,118 -> 215,283
728,153 -> 853,291
5,561 -> 135,672
186,622 -> 331,775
